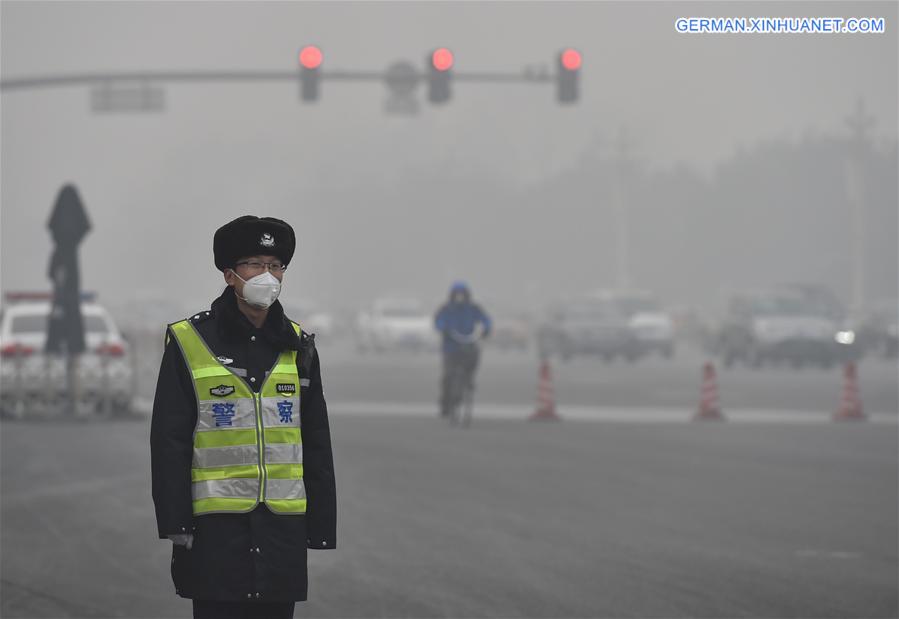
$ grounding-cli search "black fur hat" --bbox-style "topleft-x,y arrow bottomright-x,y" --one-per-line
213,216 -> 296,272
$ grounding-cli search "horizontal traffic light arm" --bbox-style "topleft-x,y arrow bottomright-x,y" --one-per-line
1,68 -> 557,92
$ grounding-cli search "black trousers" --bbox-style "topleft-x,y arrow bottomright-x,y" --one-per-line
192,599 -> 295,619
440,345 -> 480,415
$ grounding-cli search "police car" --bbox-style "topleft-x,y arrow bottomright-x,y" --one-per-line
0,292 -> 135,417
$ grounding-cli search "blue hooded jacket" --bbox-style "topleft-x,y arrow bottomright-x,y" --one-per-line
434,282 -> 492,354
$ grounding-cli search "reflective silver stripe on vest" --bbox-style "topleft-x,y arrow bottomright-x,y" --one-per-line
197,398 -> 256,431
261,396 -> 301,428
265,442 -> 302,464
193,444 -> 260,469
193,477 -> 259,500
265,478 -> 306,500
300,379 -> 310,388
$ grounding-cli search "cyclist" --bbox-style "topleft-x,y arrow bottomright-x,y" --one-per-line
434,281 -> 492,418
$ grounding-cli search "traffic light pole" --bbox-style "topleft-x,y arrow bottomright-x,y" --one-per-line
0,68 -> 555,91
3,50 -> 578,111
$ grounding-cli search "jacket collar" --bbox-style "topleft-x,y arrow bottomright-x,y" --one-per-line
212,286 -> 300,351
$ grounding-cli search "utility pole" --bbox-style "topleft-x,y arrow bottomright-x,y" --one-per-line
844,97 -> 874,313
613,126 -> 634,290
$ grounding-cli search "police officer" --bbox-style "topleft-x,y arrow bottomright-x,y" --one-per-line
151,216 -> 336,619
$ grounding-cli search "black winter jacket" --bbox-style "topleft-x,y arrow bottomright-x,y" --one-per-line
150,286 -> 336,602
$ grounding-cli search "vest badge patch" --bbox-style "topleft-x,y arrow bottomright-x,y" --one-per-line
276,383 -> 296,395
210,384 -> 236,397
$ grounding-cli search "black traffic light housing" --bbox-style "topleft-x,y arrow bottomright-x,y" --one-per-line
557,48 -> 581,104
427,48 -> 453,104
299,46 -> 322,102
300,69 -> 319,102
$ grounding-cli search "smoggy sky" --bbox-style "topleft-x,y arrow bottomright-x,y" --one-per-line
2,1 -> 896,314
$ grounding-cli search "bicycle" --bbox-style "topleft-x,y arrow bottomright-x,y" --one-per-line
444,330 -> 482,428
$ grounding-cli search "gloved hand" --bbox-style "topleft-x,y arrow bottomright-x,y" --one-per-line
168,534 -> 194,550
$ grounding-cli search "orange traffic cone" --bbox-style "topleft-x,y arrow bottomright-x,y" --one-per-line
833,362 -> 866,421
529,359 -> 561,421
694,362 -> 725,421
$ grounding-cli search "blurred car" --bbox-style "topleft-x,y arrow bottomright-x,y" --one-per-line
853,301 -> 898,359
283,302 -> 338,341
354,297 -> 438,353
485,313 -> 531,352
593,289 -> 676,359
0,292 -> 135,417
667,304 -> 710,348
537,297 -> 637,362
714,287 -> 860,369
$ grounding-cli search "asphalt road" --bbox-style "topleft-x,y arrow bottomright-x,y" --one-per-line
318,340 -> 899,416
130,337 -> 899,417
2,413 -> 897,618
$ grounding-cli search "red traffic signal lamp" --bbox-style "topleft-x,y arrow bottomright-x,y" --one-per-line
299,46 -> 323,70
427,48 -> 453,104
431,48 -> 454,72
557,48 -> 581,103
560,48 -> 581,71
299,45 -> 322,102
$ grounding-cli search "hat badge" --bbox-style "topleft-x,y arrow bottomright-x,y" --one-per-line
260,233 -> 275,248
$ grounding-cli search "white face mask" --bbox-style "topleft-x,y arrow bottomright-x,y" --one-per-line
231,270 -> 282,309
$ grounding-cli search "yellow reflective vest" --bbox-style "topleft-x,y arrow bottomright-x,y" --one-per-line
168,319 -> 306,516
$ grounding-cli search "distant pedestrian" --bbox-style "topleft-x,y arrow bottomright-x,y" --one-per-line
434,281 -> 491,417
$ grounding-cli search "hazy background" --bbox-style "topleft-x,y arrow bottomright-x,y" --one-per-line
2,1 -> 896,317
1,3 -> 898,618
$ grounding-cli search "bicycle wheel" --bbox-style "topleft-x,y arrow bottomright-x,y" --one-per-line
461,381 -> 473,427
447,366 -> 465,426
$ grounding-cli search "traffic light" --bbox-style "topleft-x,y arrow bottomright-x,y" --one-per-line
427,48 -> 453,104
557,48 -> 581,103
299,45 -> 322,102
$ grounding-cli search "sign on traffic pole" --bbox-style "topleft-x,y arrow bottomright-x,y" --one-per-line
45,184 -> 91,415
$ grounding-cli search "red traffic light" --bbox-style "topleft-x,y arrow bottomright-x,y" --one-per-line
560,48 -> 581,71
431,48 -> 454,72
299,46 -> 323,70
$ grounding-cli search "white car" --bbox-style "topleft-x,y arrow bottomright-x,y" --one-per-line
0,296 -> 134,417
715,289 -> 860,368
591,290 -> 676,358
282,302 -> 337,341
354,297 -> 439,353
